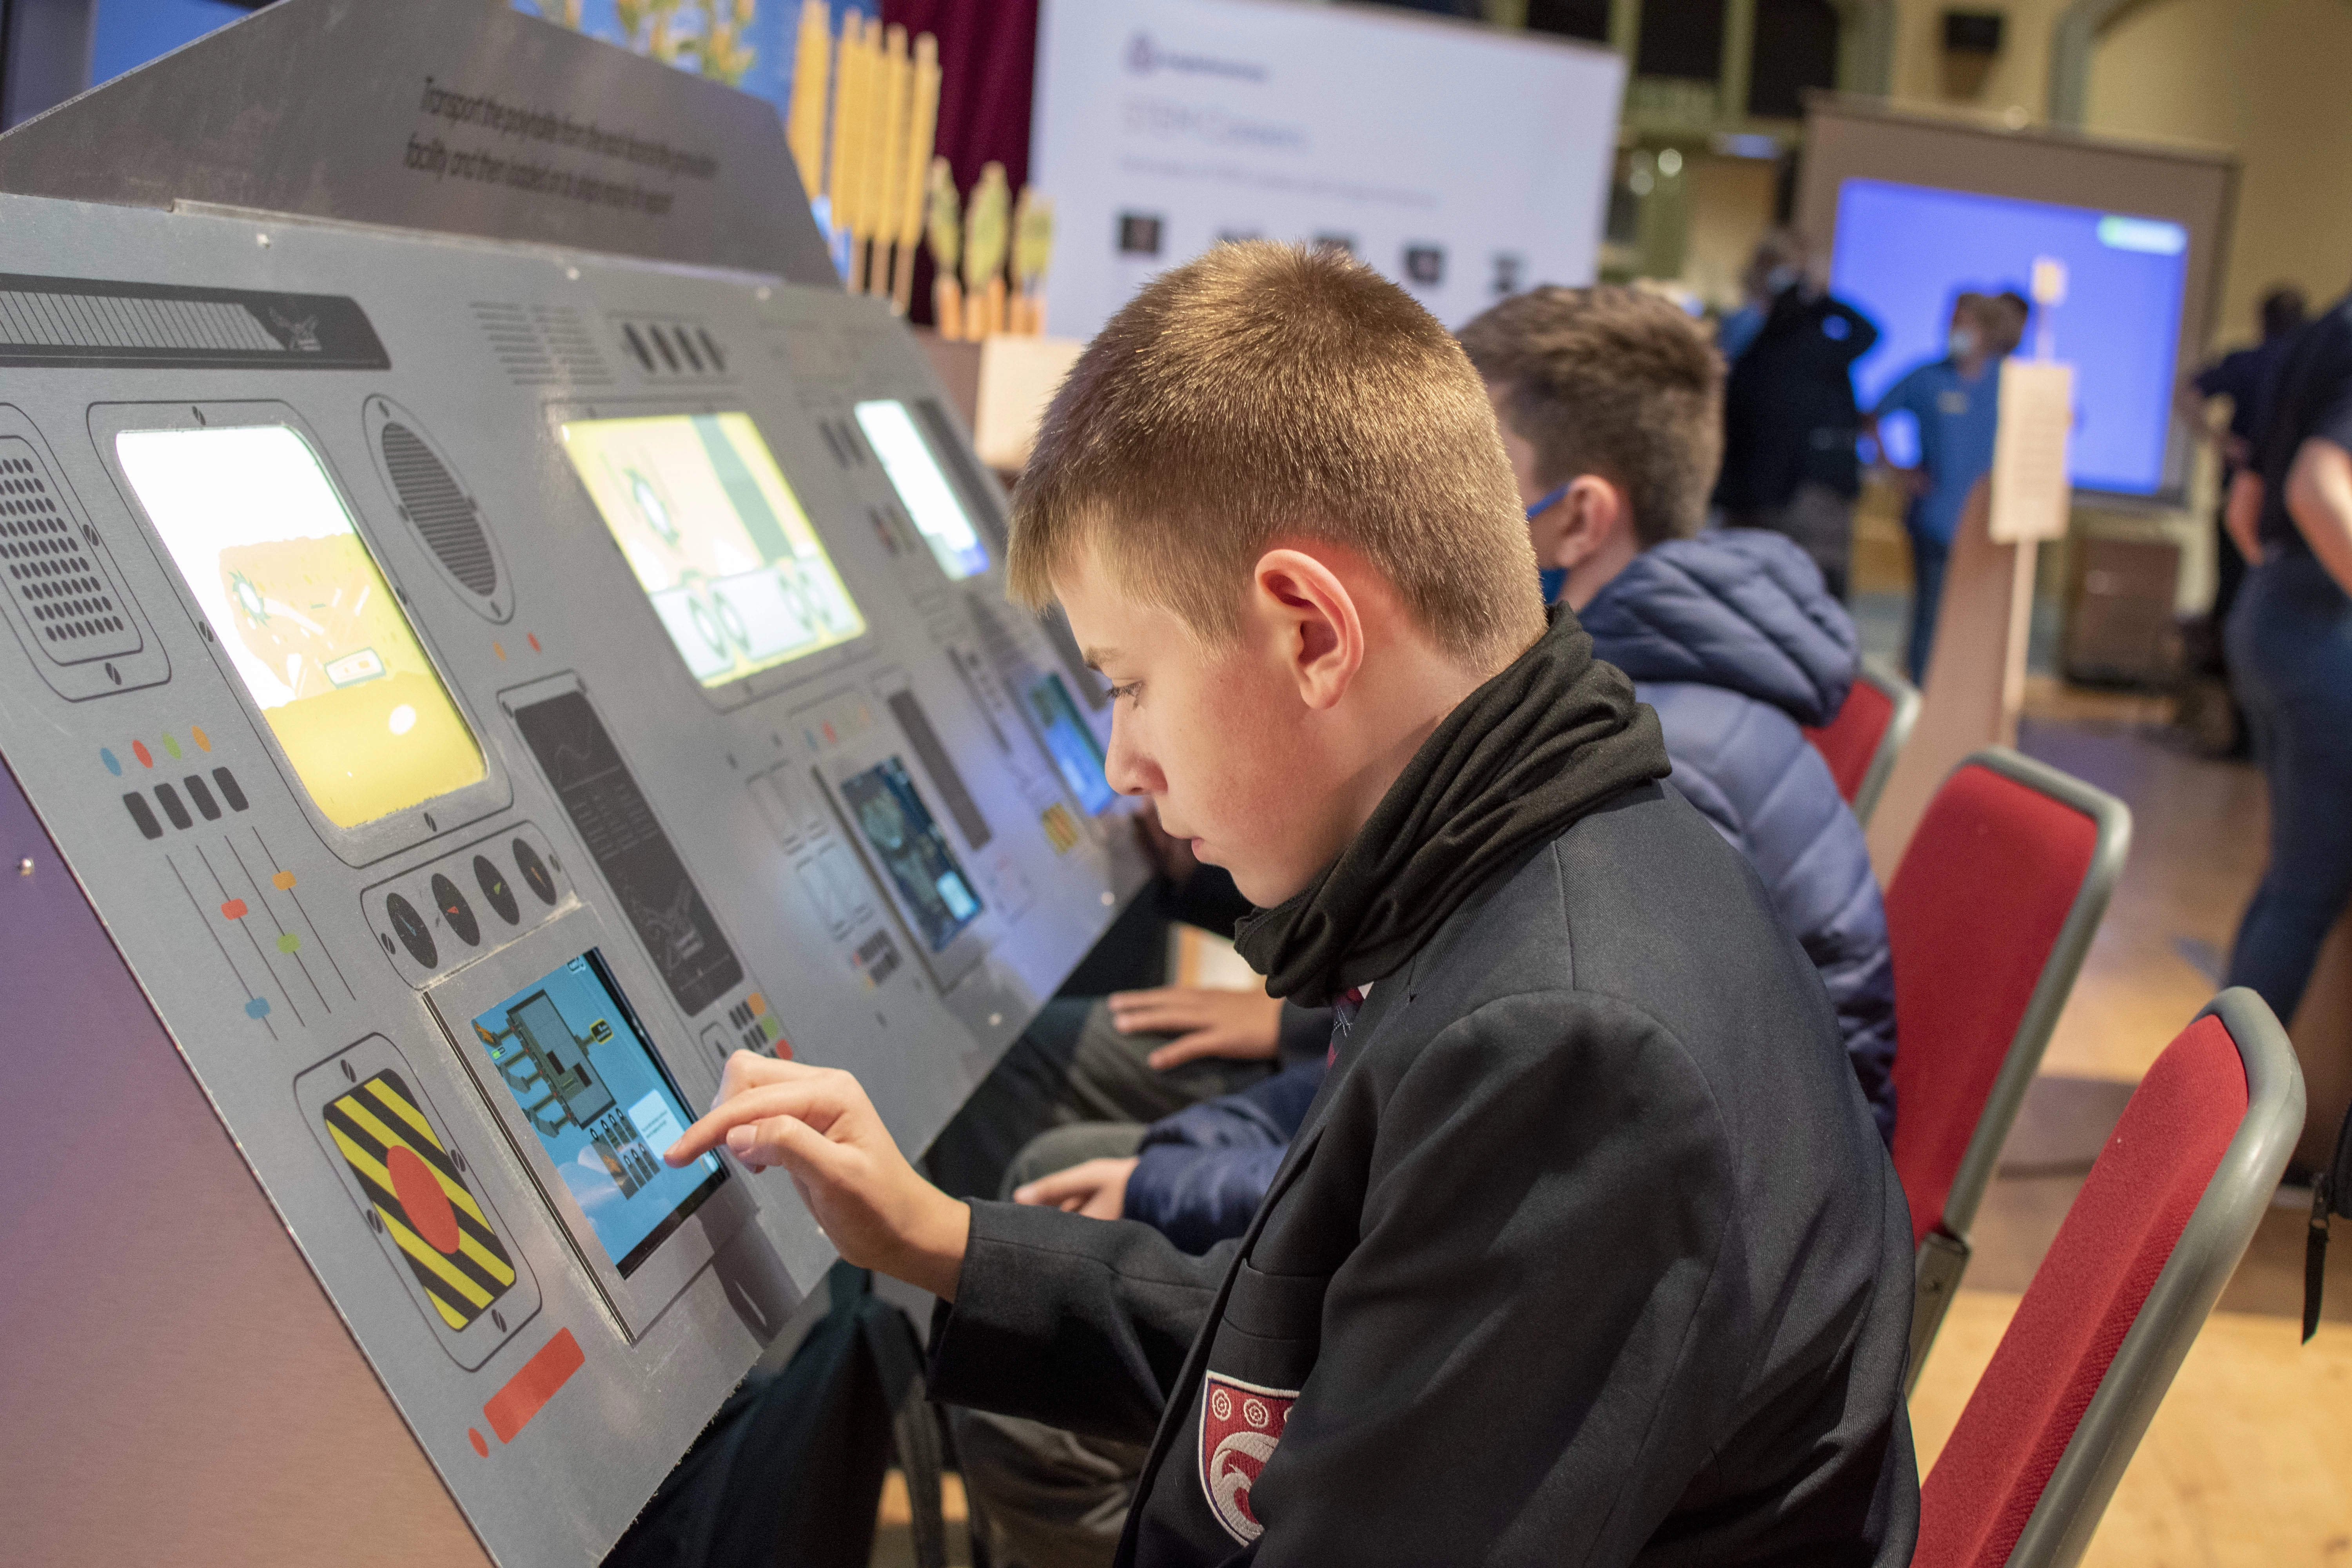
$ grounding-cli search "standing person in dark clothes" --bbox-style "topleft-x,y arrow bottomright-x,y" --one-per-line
667,241 -> 1917,1568
2221,287 -> 2352,1033
1714,229 -> 1880,600
2178,286 -> 2308,753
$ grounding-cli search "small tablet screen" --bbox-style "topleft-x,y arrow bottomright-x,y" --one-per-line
468,949 -> 722,1277
840,757 -> 985,953
1025,673 -> 1115,814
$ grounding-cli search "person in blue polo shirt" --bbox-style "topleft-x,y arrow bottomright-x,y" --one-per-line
1867,292 -> 2022,682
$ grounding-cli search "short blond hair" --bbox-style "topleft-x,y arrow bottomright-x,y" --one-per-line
1006,241 -> 1543,666
1457,285 -> 1723,548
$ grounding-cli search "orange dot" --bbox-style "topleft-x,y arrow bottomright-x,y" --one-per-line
272,870 -> 297,891
468,1428 -> 489,1457
191,725 -> 212,752
746,993 -> 767,1015
527,633 -> 541,652
493,641 -> 507,661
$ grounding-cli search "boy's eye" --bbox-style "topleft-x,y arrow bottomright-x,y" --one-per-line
1107,681 -> 1142,706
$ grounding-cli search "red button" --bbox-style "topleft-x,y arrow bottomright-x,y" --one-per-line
387,1143 -> 462,1255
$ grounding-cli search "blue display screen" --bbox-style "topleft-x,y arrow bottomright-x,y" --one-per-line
1830,178 -> 2190,495
1027,673 -> 1116,815
841,757 -> 985,953
469,950 -> 722,1276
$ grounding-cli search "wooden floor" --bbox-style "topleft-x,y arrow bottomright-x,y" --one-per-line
873,681 -> 2350,1563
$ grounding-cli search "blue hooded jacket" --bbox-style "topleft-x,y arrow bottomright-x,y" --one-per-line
1579,528 -> 1896,1140
1122,530 -> 1899,1251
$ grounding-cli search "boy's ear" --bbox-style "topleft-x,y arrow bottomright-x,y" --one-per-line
1249,548 -> 1365,711
1546,475 -> 1630,570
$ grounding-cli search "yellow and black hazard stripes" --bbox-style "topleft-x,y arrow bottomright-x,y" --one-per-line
323,1069 -> 517,1330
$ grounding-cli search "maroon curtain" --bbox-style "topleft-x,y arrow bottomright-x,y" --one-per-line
881,0 -> 1040,325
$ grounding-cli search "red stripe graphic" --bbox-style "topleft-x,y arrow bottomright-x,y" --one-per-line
483,1328 -> 584,1444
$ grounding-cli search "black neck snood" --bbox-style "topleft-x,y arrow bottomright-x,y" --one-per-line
1232,608 -> 1670,1001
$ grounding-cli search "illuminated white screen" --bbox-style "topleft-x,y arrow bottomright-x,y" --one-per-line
854,399 -> 989,581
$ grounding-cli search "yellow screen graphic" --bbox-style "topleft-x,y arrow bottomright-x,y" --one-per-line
557,412 -> 866,688
116,425 -> 485,828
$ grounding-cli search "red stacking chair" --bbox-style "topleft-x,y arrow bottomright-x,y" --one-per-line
1889,748 -> 2131,1385
1915,988 -> 2302,1568
1802,654 -> 1920,824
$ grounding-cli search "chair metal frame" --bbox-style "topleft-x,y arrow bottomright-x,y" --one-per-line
1998,987 -> 2303,1568
1906,746 -> 2133,1387
1849,655 -> 1922,826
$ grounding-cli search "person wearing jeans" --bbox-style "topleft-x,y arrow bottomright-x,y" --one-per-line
2222,289 -> 2352,1028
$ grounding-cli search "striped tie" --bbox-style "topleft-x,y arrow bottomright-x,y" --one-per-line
1328,986 -> 1365,1066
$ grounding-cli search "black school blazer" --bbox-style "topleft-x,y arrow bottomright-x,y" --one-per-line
926,782 -> 1919,1567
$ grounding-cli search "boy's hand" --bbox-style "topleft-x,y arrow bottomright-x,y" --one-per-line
1109,985 -> 1283,1069
665,1053 -> 971,1301
1014,1157 -> 1140,1221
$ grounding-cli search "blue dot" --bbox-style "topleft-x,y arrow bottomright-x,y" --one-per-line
100,748 -> 121,776
244,996 -> 272,1020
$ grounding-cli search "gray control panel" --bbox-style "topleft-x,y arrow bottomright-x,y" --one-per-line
0,188 -> 1144,1563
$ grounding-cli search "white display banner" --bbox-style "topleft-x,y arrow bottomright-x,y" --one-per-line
1032,0 -> 1624,345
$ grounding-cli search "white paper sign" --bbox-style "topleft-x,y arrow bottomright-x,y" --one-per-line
1031,0 -> 1625,345
1990,360 -> 2076,543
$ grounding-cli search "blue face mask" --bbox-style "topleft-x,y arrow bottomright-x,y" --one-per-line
1527,482 -> 1570,604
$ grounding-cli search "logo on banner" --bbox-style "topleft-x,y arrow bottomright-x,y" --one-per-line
1125,31 -> 1269,82
1198,1371 -> 1296,1543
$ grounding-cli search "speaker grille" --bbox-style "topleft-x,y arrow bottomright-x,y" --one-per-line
380,422 -> 496,598
0,438 -> 138,664
471,301 -> 610,387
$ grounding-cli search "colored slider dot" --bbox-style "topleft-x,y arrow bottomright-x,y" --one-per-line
747,993 -> 767,1015
272,870 -> 297,890
220,898 -> 247,920
243,996 -> 271,1019
468,1428 -> 489,1458
493,641 -> 506,661
191,725 -> 211,752
100,748 -> 121,776
527,633 -> 541,652
161,733 -> 182,760
277,933 -> 300,954
132,740 -> 152,768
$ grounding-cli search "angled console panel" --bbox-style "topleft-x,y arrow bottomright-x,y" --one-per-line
0,184 -> 1146,1567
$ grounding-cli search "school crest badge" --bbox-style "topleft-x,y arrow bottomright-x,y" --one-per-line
1198,1370 -> 1296,1543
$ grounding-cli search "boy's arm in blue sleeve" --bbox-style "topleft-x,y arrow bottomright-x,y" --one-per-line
1124,1143 -> 1292,1253
1138,1055 -> 1327,1153
1125,1057 -> 1328,1251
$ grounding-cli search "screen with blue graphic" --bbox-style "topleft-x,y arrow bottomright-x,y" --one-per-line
841,757 -> 984,953
469,950 -> 722,1276
1026,673 -> 1116,815
1830,179 -> 2189,495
